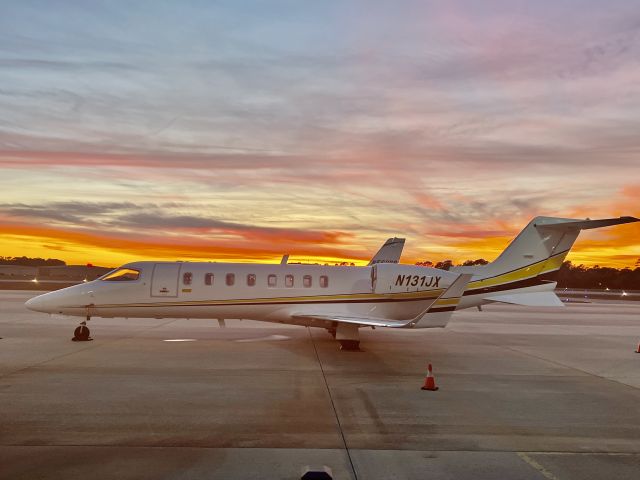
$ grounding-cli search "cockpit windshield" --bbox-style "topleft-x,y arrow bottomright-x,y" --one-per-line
100,268 -> 140,282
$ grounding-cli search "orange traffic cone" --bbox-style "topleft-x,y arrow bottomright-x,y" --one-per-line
421,363 -> 439,391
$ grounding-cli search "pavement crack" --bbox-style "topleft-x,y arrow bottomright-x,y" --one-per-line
308,327 -> 358,480
517,452 -> 562,480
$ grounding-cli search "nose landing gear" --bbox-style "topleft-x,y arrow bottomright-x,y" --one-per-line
335,323 -> 361,351
72,322 -> 92,342
72,308 -> 94,342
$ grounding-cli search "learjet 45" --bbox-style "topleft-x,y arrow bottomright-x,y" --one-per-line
25,216 -> 637,349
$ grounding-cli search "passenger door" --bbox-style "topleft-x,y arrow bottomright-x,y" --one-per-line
151,263 -> 181,297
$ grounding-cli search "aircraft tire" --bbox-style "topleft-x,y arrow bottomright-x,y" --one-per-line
338,340 -> 360,351
73,325 -> 91,342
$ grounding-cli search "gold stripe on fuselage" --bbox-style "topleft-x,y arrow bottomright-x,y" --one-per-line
95,288 -> 445,309
433,297 -> 460,306
466,250 -> 568,291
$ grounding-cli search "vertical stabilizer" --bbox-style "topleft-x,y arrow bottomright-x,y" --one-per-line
452,216 -> 638,283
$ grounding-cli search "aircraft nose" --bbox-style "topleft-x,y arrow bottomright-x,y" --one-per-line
25,292 -> 57,313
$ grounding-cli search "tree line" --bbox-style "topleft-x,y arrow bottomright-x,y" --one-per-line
415,258 -> 489,269
0,256 -> 66,267
555,262 -> 640,290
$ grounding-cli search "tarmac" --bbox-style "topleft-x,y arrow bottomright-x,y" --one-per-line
1,290 -> 639,479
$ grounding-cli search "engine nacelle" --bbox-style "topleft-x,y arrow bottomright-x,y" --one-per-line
372,264 -> 455,294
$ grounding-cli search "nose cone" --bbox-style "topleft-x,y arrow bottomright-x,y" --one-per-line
25,285 -> 91,315
25,293 -> 53,313
25,290 -> 68,313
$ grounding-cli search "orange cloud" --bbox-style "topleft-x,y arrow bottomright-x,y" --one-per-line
0,221 -> 370,267
1,183 -> 638,269
4,215 -> 636,270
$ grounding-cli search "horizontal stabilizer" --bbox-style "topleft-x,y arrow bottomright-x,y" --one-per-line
485,291 -> 564,307
535,216 -> 638,231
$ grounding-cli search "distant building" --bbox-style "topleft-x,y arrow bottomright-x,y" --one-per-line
0,265 -> 38,278
37,265 -> 112,281
0,264 -> 112,291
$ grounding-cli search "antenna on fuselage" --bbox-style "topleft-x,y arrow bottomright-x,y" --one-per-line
280,254 -> 289,265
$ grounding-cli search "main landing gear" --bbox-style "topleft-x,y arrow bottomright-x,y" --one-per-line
338,339 -> 361,351
326,325 -> 360,350
336,323 -> 361,351
72,313 -> 93,342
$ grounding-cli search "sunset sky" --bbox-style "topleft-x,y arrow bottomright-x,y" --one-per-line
1,1 -> 639,268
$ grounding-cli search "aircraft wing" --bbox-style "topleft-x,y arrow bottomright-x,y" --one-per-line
291,273 -> 473,329
290,313 -> 412,328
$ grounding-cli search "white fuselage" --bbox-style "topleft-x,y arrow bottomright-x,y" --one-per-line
25,257 -> 558,330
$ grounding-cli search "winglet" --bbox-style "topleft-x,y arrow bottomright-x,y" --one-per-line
368,237 -> 405,266
410,273 -> 473,328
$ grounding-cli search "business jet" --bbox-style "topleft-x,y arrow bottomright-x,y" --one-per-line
25,216 -> 637,350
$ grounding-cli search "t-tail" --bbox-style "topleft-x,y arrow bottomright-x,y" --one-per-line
451,216 -> 639,307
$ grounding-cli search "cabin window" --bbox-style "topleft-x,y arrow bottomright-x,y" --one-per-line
247,274 -> 256,286
319,275 -> 329,288
268,274 -> 277,287
285,274 -> 294,287
100,268 -> 140,282
205,273 -> 214,286
303,275 -> 312,288
183,272 -> 192,285
226,273 -> 235,286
